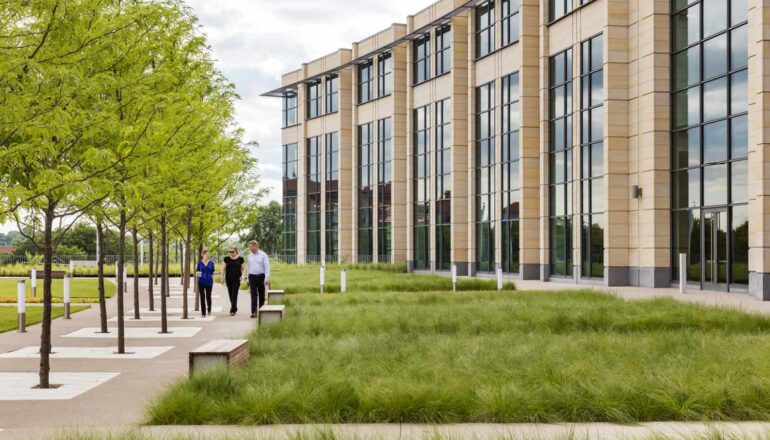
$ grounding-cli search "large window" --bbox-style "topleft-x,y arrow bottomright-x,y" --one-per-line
580,34 -> 604,279
502,0 -> 520,46
282,94 -> 297,127
306,137 -> 321,262
414,34 -> 431,85
307,80 -> 321,119
435,99 -> 452,271
282,143 -> 298,261
550,0 -> 593,22
325,74 -> 339,114
436,25 -> 452,76
358,60 -> 374,104
414,105 -> 431,270
378,118 -> 392,263
549,49 -> 574,277
358,123 -> 374,262
501,73 -> 520,274
325,132 -> 339,262
475,1 -> 495,58
476,82 -> 495,272
671,0 -> 748,288
378,52 -> 393,97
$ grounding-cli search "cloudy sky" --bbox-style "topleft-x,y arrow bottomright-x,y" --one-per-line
186,0 -> 436,202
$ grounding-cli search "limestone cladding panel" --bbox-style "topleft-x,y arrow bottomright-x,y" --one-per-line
451,12 -> 470,265
748,0 -> 770,275
520,0 -> 541,273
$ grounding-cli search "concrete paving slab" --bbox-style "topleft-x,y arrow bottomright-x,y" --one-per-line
62,327 -> 201,338
108,315 -> 216,322
0,346 -> 173,359
127,306 -> 223,314
0,372 -> 118,401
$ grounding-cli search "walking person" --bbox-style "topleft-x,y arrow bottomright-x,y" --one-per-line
246,240 -> 270,318
221,247 -> 244,316
196,249 -> 215,317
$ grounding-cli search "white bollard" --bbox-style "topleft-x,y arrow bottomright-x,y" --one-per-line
69,260 -> 74,276
496,265 -> 503,292
30,268 -> 37,298
451,264 -> 457,292
17,279 -> 26,333
123,264 -> 128,291
63,275 -> 71,319
340,269 -> 347,293
679,253 -> 687,294
320,265 -> 325,294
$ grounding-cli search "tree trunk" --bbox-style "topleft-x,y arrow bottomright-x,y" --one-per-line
160,211 -> 168,334
148,229 -> 154,311
116,208 -> 126,354
38,201 -> 55,388
96,221 -> 108,333
154,234 -> 160,286
179,240 -> 184,286
132,228 -> 140,320
183,207 -> 193,319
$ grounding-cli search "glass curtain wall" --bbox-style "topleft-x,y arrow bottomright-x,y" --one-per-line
414,105 -> 431,270
325,132 -> 339,262
358,123 -> 374,262
378,118 -> 393,263
549,49 -> 574,277
306,137 -> 321,262
435,99 -> 452,271
580,34 -> 604,279
476,82 -> 495,272
501,73 -> 520,274
282,143 -> 298,262
671,0 -> 748,289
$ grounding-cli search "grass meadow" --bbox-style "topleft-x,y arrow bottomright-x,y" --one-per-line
147,265 -> 770,425
0,278 -> 116,303
263,263 -> 516,294
0,304 -> 88,332
47,428 -> 770,440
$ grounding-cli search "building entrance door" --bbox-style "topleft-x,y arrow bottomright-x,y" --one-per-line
702,208 -> 728,290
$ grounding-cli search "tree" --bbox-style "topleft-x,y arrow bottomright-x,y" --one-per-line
242,201 -> 283,255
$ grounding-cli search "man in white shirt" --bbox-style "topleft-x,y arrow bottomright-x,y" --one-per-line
246,240 -> 271,318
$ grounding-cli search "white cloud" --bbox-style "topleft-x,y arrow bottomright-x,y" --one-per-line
186,0 -> 437,202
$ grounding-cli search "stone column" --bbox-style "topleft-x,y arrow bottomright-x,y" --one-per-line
391,45 -> 410,265
451,12 -> 471,275
628,0 -> 671,287
748,0 -> 770,299
518,0 -> 541,280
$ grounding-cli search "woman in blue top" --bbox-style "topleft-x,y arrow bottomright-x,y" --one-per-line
196,249 -> 215,317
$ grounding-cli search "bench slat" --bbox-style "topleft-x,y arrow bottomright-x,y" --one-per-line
190,339 -> 248,354
259,305 -> 285,312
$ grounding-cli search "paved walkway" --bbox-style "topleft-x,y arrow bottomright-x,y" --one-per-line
0,278 -> 254,439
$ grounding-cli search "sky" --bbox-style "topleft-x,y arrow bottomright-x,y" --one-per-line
186,0 -> 436,202
0,0 -> 435,234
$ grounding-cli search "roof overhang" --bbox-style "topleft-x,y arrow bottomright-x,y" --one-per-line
261,0 -> 478,99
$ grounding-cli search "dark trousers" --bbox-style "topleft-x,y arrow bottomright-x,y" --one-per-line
199,284 -> 213,315
225,276 -> 240,314
248,274 -> 266,314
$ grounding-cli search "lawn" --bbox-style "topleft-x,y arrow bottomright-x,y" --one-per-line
148,266 -> 770,425
0,304 -> 89,332
0,278 -> 116,303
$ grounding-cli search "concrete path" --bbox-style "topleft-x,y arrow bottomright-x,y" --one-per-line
0,278 -> 254,439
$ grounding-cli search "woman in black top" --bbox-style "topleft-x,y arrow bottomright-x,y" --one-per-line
221,247 -> 245,316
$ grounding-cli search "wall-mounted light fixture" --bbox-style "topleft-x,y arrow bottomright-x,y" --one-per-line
632,185 -> 643,199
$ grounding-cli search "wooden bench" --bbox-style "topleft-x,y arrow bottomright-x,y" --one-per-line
267,289 -> 285,303
188,339 -> 249,375
258,305 -> 285,325
30,270 -> 66,279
